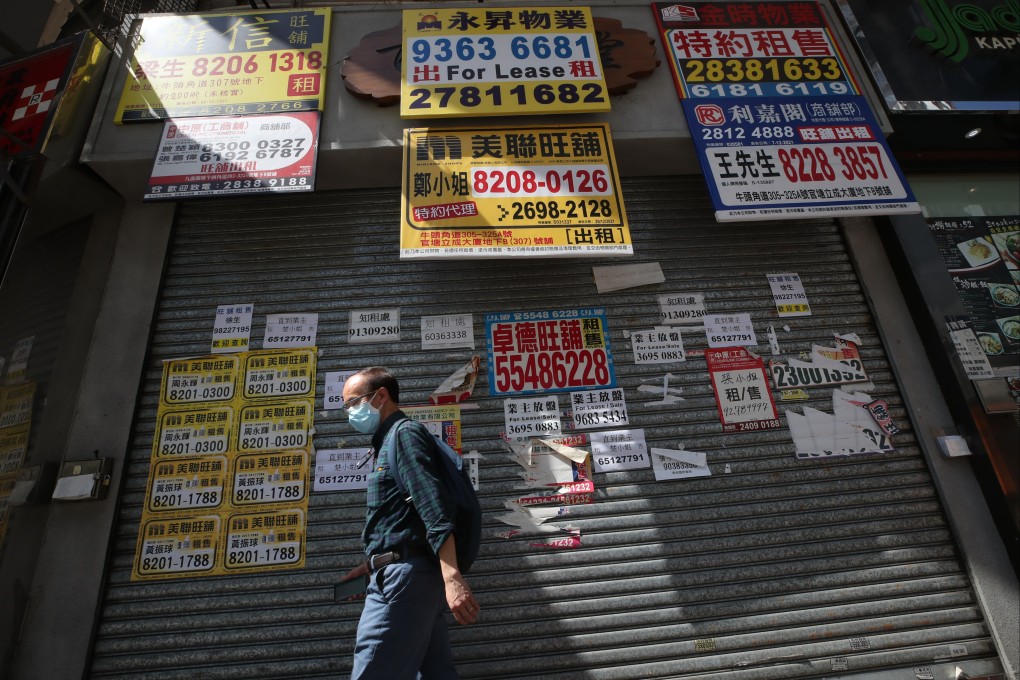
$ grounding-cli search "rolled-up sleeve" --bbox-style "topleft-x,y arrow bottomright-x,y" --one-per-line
394,421 -> 455,555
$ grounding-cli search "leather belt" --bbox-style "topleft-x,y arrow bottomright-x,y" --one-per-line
368,544 -> 431,572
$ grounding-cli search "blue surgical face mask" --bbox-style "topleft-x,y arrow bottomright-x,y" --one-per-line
347,391 -> 380,434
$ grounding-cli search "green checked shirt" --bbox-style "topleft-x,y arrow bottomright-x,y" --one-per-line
363,411 -> 456,557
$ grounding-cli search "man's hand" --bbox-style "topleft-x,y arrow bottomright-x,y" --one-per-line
438,535 -> 480,625
444,573 -> 480,625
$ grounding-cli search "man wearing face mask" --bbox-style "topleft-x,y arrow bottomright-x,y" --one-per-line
341,366 -> 480,680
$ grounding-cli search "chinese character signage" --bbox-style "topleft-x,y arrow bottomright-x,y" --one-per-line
486,308 -> 616,395
705,347 -> 780,432
401,7 -> 609,118
401,124 -> 631,259
146,112 -> 318,199
134,348 -> 316,579
115,9 -> 331,123
653,1 -> 919,221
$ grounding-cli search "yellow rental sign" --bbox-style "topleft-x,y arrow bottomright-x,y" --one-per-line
401,124 -> 631,259
401,7 -> 610,118
115,8 -> 331,123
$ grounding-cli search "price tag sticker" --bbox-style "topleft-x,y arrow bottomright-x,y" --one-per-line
590,429 -> 649,472
314,449 -> 371,492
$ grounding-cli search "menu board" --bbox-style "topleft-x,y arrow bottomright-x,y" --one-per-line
928,216 -> 1020,372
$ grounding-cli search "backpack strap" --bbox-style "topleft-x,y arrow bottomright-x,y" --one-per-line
383,418 -> 413,501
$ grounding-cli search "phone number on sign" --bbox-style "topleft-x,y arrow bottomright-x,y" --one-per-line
408,83 -> 605,111
494,349 -> 611,392
473,166 -> 611,197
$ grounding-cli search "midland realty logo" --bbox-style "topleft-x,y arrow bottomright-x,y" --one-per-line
914,0 -> 1020,61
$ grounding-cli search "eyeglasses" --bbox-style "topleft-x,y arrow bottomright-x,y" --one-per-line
340,390 -> 377,414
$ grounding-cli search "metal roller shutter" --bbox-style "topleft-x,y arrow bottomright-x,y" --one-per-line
89,177 -> 999,679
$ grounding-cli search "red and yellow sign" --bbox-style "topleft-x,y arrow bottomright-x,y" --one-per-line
402,124 -> 631,259
115,8 -> 331,123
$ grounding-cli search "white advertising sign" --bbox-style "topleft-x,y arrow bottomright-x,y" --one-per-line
145,112 -> 319,200
590,429 -> 649,472
705,313 -> 757,348
949,328 -> 996,380
421,314 -> 475,350
263,313 -> 318,348
767,273 -> 811,317
211,304 -> 253,354
504,396 -> 561,440
570,388 -> 628,430
349,309 -> 401,344
314,449 -> 371,492
631,327 -> 686,364
657,293 -> 706,326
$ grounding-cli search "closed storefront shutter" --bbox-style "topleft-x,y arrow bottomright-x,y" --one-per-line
89,177 -> 1001,679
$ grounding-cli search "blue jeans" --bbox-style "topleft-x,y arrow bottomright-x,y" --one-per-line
351,555 -> 458,680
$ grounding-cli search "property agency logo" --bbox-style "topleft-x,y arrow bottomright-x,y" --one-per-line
914,0 -> 1020,62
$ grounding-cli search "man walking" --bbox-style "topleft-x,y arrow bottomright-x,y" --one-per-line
342,366 -> 480,679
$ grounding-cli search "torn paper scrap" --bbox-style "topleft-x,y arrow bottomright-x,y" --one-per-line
430,356 -> 480,405
650,448 -> 711,481
592,263 -> 665,293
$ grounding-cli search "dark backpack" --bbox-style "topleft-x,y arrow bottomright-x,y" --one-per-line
385,419 -> 482,574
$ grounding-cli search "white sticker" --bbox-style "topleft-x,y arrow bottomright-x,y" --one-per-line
913,667 -> 934,680
705,313 -> 757,348
592,262 -> 665,293
650,448 -> 711,481
264,313 -> 318,348
949,328 -> 996,380
948,644 -> 968,657
211,304 -> 253,353
657,293 -> 706,326
349,308 -> 400,344
767,273 -> 811,317
570,388 -> 629,430
5,336 -> 34,384
831,658 -> 849,672
590,429 -> 649,472
322,371 -> 357,410
504,396 -> 561,440
314,449 -> 371,491
421,314 -> 475,350
632,327 -> 686,364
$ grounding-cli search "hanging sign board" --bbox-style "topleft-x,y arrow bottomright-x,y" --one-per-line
401,124 -> 631,259
652,1 -> 919,222
486,308 -> 616,395
705,347 -> 781,432
145,113 -> 318,200
0,38 -> 78,157
400,6 -> 609,118
115,8 -> 331,123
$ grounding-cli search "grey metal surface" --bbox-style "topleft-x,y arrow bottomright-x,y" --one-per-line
89,178 -> 1001,679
